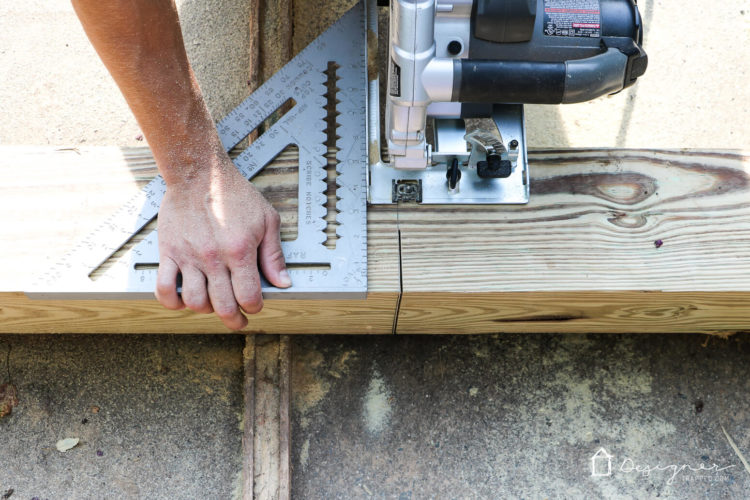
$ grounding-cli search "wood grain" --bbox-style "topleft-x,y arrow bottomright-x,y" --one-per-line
397,292 -> 750,335
242,335 -> 256,500
394,149 -> 750,334
0,146 -> 400,292
278,335 -> 291,500
247,0 -> 261,145
241,335 -> 292,500
254,335 -> 280,499
0,293 -> 398,334
258,0 -> 293,84
0,146 -> 398,333
248,0 -> 260,92
253,335 -> 291,500
399,149 -> 750,292
3,147 -> 750,334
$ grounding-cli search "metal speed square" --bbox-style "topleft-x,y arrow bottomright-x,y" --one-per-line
26,2 -> 369,300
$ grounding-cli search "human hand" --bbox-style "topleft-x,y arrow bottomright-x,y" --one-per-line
154,154 -> 291,330
72,0 -> 292,329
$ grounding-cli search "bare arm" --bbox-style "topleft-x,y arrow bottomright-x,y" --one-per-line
72,0 -> 291,330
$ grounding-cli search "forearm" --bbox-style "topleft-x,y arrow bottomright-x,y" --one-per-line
71,0 -> 224,187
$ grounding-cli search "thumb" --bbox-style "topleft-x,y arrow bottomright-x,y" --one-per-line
258,211 -> 292,288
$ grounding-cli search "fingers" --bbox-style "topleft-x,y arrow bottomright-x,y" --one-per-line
259,210 -> 292,288
230,261 -> 264,315
177,261 -> 258,331
180,266 -> 213,314
206,268 -> 248,330
156,199 -> 285,329
155,257 -> 185,310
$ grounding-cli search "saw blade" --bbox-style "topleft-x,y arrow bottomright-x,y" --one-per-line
27,1 -> 368,300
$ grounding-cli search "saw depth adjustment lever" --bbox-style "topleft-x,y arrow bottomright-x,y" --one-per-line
463,117 -> 514,181
477,155 -> 512,180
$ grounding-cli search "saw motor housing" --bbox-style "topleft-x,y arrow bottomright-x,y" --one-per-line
373,0 -> 647,203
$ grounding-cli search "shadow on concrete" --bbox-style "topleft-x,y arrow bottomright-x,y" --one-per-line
614,0 -> 654,147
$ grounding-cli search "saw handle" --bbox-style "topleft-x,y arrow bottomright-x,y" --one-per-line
430,39 -> 647,105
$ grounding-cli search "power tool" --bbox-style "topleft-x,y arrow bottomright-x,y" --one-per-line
369,0 -> 647,203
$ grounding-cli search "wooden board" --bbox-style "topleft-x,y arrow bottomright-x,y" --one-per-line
1,147 -> 749,334
242,334 -> 291,500
396,149 -> 750,335
399,150 -> 750,292
0,292 -> 398,334
396,292 -> 750,335
0,146 -> 399,334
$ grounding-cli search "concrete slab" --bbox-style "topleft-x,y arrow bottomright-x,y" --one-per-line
292,333 -> 750,498
1,1 -> 747,148
0,335 -> 244,499
0,0 -> 252,146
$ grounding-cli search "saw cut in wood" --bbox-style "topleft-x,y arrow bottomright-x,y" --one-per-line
26,2 -> 369,301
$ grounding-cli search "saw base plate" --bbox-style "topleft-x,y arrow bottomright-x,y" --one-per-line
368,105 -> 530,205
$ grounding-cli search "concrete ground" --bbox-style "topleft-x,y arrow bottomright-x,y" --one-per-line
2,1 -> 748,148
1,333 -> 749,499
0,335 -> 245,499
1,0 -> 749,499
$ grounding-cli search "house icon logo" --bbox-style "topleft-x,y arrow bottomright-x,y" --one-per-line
591,447 -> 613,477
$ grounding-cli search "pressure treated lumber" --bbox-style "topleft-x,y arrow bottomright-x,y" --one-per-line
397,292 -> 750,335
2,147 -> 749,334
0,146 -> 400,334
396,149 -> 750,334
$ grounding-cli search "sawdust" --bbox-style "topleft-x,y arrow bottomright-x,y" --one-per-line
328,350 -> 358,379
182,344 -> 242,375
178,344 -> 241,405
367,29 -> 378,81
300,438 -> 310,471
201,344 -> 242,370
486,334 -> 680,498
535,337 -> 664,446
472,345 -> 490,359
293,349 -> 330,429
369,139 -> 381,166
468,335 -> 493,359
294,347 -> 359,428
363,367 -> 391,434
